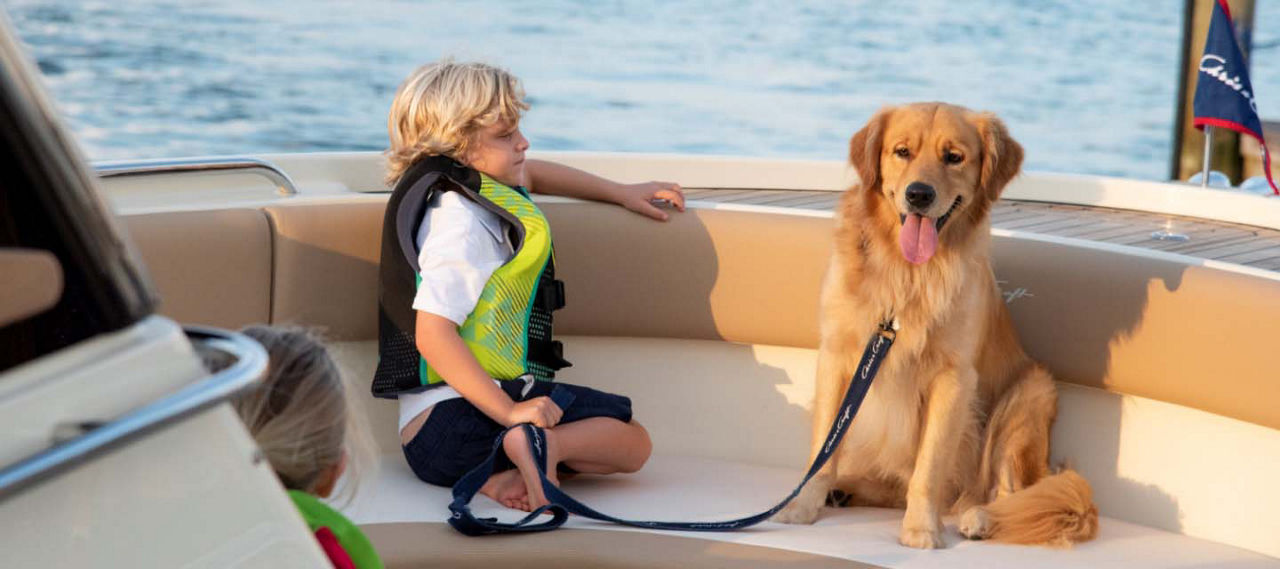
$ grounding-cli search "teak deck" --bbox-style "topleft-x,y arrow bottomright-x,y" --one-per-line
684,188 -> 1280,272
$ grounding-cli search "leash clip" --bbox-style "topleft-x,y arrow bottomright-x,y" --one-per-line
517,373 -> 536,398
878,317 -> 899,340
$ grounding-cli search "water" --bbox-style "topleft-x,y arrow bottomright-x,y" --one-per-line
5,0 -> 1280,181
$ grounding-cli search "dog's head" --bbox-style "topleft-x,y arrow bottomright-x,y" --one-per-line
848,103 -> 1023,265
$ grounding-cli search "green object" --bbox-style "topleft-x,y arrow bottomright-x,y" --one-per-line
422,174 -> 554,385
288,490 -> 384,569
372,157 -> 569,399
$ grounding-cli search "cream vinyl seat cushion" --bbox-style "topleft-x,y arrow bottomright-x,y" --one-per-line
334,335 -> 1280,560
346,453 -> 1277,569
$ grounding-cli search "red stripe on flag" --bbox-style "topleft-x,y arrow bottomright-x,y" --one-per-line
1193,117 -> 1280,195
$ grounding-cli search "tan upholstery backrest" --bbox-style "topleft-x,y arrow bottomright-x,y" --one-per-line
994,237 -> 1280,430
555,204 -> 1280,429
258,199 -> 832,347
125,198 -> 1280,429
548,202 -> 829,347
122,209 -> 272,329
263,199 -> 386,340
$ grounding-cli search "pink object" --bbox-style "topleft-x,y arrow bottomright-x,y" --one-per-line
899,214 -> 938,265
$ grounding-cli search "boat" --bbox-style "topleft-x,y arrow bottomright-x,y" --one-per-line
3,11 -> 1280,569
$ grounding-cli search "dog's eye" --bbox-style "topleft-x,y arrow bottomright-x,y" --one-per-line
944,150 -> 964,164
893,146 -> 910,159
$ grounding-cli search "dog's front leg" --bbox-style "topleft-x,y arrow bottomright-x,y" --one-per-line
772,348 -> 847,524
900,365 -> 976,549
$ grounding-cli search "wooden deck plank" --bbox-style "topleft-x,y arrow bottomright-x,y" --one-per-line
749,191 -> 837,206
787,195 -> 844,208
994,213 -> 1082,230
1167,233 -> 1265,255
1140,226 -> 1254,252
682,189 -> 1279,272
1054,221 -> 1146,238
1220,246 -> 1280,265
709,190 -> 797,204
1067,223 -> 1166,241
1111,230 -> 1194,246
1007,216 -> 1109,234
686,188 -> 762,200
1257,256 -> 1280,271
1184,238 -> 1280,259
990,208 -> 1047,224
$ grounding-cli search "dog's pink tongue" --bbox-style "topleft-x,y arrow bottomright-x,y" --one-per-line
899,214 -> 938,265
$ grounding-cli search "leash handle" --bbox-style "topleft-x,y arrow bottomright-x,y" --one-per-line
448,324 -> 896,536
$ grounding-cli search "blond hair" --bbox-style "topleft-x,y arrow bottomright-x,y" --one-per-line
384,59 -> 529,185
231,326 -> 373,499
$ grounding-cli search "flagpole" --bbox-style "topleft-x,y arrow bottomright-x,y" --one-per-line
1201,125 -> 1213,188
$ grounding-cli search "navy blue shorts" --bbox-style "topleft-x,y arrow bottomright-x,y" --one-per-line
401,380 -> 634,488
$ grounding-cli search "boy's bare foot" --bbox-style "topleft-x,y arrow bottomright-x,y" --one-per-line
478,469 -> 527,510
502,427 -> 561,512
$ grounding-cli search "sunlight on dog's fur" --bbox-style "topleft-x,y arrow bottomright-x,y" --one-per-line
772,103 -> 1098,549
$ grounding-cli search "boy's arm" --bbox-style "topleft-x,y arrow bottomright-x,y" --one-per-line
415,311 -> 562,428
524,159 -> 685,221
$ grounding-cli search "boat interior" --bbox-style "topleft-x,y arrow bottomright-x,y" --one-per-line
101,151 -> 1280,567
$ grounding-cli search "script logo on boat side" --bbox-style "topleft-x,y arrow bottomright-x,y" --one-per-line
997,280 -> 1034,304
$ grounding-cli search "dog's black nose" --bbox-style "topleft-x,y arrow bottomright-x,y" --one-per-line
904,182 -> 935,209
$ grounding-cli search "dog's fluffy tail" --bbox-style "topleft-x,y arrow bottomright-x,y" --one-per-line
960,470 -> 1098,547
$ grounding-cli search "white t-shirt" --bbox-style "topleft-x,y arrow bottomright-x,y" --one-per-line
398,190 -> 514,432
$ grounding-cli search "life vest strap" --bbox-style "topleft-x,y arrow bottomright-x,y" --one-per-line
527,338 -> 571,370
536,279 -> 566,312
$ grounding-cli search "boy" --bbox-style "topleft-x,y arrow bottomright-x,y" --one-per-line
375,60 -> 683,511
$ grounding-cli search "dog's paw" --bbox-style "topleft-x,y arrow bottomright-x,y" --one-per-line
899,525 -> 944,549
900,505 -> 945,549
772,499 -> 822,525
958,506 -> 991,540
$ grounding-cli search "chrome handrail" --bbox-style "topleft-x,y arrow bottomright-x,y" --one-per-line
94,157 -> 298,196
0,326 -> 268,501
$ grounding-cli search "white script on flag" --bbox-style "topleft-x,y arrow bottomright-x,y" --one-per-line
1199,54 -> 1259,114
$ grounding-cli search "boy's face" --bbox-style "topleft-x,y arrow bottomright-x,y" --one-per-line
465,119 -> 529,187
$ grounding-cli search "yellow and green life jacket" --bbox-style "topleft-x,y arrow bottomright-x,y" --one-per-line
372,156 -> 570,398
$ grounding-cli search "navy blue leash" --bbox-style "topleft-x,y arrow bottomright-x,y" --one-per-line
448,320 -> 897,536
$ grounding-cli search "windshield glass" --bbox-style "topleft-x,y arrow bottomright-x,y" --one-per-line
5,0 -> 1280,180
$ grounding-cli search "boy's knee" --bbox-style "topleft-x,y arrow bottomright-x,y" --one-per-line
622,422 -> 652,473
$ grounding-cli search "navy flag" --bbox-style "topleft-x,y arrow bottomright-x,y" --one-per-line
1193,0 -> 1279,195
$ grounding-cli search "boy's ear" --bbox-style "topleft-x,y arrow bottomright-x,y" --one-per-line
849,107 -> 893,192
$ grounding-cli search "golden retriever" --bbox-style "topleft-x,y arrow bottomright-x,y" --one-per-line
772,103 -> 1098,549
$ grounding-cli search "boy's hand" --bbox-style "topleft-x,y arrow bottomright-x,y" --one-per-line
505,396 -> 563,428
616,181 -> 685,221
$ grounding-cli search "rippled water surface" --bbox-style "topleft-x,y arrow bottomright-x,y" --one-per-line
6,0 -> 1280,180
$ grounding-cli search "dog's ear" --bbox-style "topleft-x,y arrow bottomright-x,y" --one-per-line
973,112 -> 1024,200
849,107 -> 893,191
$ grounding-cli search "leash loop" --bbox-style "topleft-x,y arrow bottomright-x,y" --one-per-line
448,320 -> 897,536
